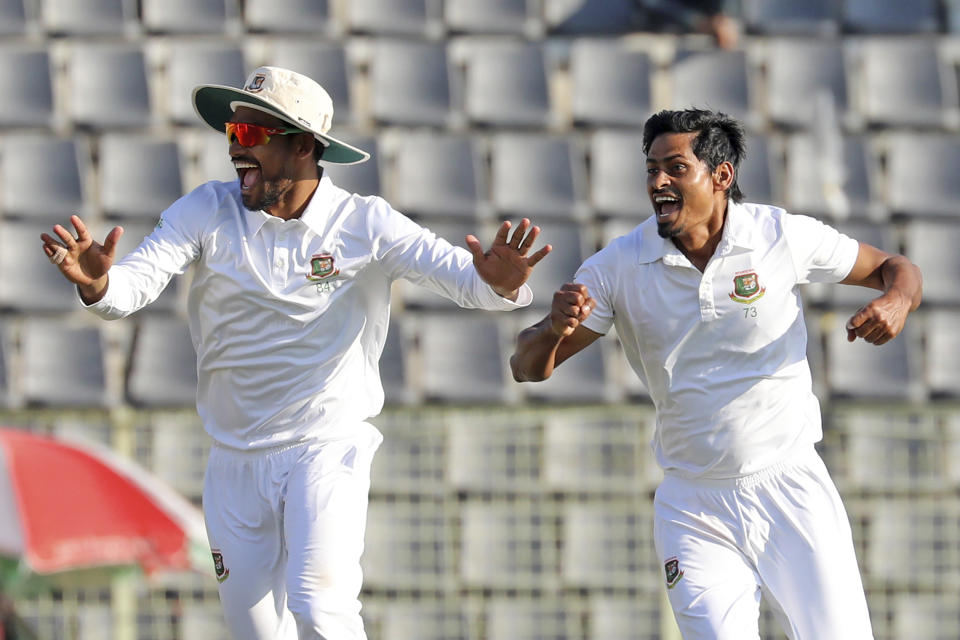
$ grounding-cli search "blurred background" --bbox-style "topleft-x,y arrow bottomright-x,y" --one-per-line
0,0 -> 958,638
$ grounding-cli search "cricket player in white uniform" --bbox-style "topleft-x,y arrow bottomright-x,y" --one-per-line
511,109 -> 923,639
40,66 -> 552,640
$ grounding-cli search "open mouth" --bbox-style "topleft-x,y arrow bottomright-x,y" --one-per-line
233,159 -> 261,191
653,192 -> 682,218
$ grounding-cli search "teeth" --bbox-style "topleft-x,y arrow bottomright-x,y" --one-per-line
654,196 -> 678,203
232,160 -> 258,169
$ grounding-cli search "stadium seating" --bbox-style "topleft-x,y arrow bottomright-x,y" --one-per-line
459,499 -> 560,590
4,3 -> 960,639
0,45 -> 55,128
0,220 -> 87,313
461,40 -> 552,128
843,0 -> 941,33
141,0 -> 239,34
321,135 -> 380,196
542,413 -> 659,493
588,596 -> 663,640
66,43 -> 153,130
368,600 -> 469,640
0,134 -> 90,221
855,39 -> 960,130
0,0 -> 27,36
416,312 -> 513,404
489,133 -> 587,220
822,308 -> 925,402
742,0 -> 839,36
838,410 -> 946,492
562,499 -> 659,590
162,42 -> 246,126
444,0 -> 535,36
385,133 -> 483,220
41,0 -> 138,36
764,38 -> 848,130
125,316 -> 198,407
20,320 -> 110,408
866,499 -> 960,590
485,598 -> 583,640
588,129 -> 650,217
244,0 -> 331,34
926,310 -> 960,398
670,48 -> 756,128
783,133 -> 877,220
369,40 -> 452,128
98,134 -> 184,221
902,220 -> 960,304
362,497 -> 451,590
347,0 -> 440,37
447,417 -> 541,492
569,39 -> 653,128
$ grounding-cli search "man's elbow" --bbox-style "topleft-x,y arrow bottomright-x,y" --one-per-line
510,355 -> 546,383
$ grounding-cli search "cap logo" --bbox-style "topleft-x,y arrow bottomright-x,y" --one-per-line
245,74 -> 266,93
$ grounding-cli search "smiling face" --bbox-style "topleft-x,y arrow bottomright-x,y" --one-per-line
646,131 -> 733,249
646,132 -> 718,240
228,106 -> 313,215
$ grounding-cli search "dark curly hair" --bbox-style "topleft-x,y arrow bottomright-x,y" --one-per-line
642,108 -> 746,203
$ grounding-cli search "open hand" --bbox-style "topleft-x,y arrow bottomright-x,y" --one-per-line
465,218 -> 551,300
40,214 -> 123,289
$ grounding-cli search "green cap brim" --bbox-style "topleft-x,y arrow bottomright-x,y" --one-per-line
192,84 -> 370,165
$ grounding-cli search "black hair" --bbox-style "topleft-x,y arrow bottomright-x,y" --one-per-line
642,108 -> 746,203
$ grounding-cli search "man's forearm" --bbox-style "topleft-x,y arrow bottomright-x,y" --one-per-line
880,255 -> 922,311
510,318 -> 565,382
78,275 -> 109,306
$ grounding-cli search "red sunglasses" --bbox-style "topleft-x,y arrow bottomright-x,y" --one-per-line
225,122 -> 304,147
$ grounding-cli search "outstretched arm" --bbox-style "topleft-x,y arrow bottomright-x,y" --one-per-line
840,242 -> 922,345
511,283 -> 603,382
40,215 -> 124,305
465,218 -> 552,301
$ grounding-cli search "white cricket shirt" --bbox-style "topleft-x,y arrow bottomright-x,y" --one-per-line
576,202 -> 859,479
85,177 -> 531,449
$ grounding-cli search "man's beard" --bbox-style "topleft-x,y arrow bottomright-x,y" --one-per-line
241,177 -> 289,212
656,219 -> 682,239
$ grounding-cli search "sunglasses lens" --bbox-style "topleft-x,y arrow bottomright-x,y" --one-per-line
226,123 -> 268,147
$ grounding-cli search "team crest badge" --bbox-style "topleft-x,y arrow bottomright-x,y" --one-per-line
728,270 -> 766,304
306,253 -> 340,282
245,73 -> 266,93
212,549 -> 230,583
664,556 -> 684,589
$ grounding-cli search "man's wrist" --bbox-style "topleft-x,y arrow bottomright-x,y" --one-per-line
78,277 -> 108,305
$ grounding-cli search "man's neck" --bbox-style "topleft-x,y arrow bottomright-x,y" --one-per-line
265,177 -> 320,220
674,201 -> 729,272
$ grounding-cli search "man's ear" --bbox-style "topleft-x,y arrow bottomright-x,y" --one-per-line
713,161 -> 734,193
294,133 -> 316,160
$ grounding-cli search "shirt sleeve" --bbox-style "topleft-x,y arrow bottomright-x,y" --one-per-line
83,184 -> 211,319
782,212 -> 860,285
574,247 -> 615,336
366,198 -> 532,310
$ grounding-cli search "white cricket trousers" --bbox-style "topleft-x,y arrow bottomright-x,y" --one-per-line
653,446 -> 874,640
203,426 -> 382,640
